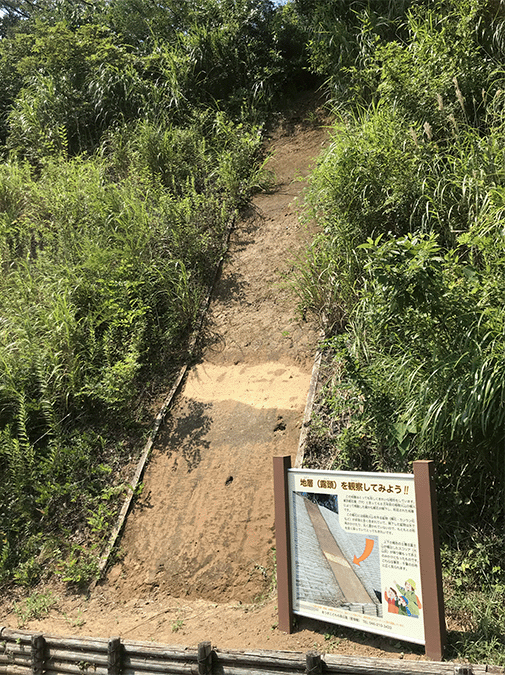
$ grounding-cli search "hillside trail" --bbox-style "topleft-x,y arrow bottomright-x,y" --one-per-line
1,92 -> 426,662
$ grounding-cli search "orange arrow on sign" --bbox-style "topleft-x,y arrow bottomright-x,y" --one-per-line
353,538 -> 374,565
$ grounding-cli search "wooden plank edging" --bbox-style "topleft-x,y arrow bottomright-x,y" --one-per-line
90,215 -> 237,587
295,326 -> 325,469
1,628 -> 503,675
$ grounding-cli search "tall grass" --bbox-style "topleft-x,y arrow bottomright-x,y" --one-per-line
296,0 -> 504,662
0,105 -> 265,587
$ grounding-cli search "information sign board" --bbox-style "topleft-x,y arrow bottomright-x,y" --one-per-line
287,468 -> 424,645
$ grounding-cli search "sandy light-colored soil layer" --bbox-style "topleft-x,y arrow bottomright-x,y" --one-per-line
0,93 -> 428,662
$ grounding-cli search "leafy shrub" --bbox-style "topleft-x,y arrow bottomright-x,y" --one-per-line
0,93 -> 264,586
297,1 -> 504,662
372,1 -> 500,131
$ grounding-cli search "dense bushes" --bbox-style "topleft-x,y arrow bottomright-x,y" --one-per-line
293,0 -> 504,662
0,0 -> 284,587
0,112 -> 266,585
0,0 -> 311,155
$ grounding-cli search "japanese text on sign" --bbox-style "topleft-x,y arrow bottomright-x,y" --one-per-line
341,493 -> 416,535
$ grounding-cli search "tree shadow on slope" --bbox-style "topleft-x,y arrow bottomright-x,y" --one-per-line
154,399 -> 213,472
192,204 -> 264,361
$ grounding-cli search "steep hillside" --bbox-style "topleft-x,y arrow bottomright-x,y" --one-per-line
0,96 -> 429,663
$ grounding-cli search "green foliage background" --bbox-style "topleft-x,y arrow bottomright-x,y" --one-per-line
0,0 -> 308,588
0,0 -> 504,663
291,0 -> 504,663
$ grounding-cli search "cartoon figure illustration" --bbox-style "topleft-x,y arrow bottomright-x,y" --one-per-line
394,578 -> 422,617
384,586 -> 411,615
397,594 -> 411,616
384,587 -> 399,614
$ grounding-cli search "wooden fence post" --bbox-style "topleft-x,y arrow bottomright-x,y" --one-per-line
31,634 -> 46,675
197,641 -> 212,675
107,637 -> 122,675
305,651 -> 322,674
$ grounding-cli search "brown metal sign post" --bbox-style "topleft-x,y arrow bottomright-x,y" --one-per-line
413,460 -> 446,661
273,455 -> 294,633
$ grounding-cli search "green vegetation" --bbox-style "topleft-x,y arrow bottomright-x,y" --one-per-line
12,590 -> 57,627
171,618 -> 184,633
293,0 -> 504,664
0,0 -> 306,590
0,0 -> 503,665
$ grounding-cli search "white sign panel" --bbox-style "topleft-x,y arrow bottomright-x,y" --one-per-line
288,468 -> 425,645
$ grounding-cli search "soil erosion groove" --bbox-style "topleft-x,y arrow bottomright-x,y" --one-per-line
106,112 -> 329,605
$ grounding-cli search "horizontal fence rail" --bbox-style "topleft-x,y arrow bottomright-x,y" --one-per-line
0,628 -> 503,675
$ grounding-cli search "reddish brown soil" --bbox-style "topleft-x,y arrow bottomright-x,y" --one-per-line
0,94 -> 428,663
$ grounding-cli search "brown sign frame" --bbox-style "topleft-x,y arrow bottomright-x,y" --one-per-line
273,457 -> 446,661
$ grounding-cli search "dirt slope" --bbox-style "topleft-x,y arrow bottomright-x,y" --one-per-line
96,97 -> 326,608
0,95 -> 427,662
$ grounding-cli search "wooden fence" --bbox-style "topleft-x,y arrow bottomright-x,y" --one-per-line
0,628 -> 503,675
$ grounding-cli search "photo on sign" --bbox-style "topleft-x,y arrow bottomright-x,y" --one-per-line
292,491 -> 382,618
284,468 -> 427,646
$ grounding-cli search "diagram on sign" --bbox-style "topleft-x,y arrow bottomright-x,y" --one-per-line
287,470 -> 426,645
292,492 -> 382,617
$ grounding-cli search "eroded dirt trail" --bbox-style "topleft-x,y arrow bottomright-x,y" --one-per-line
105,117 -> 327,605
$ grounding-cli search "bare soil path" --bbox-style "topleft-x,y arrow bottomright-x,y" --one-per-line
0,94 -> 427,662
